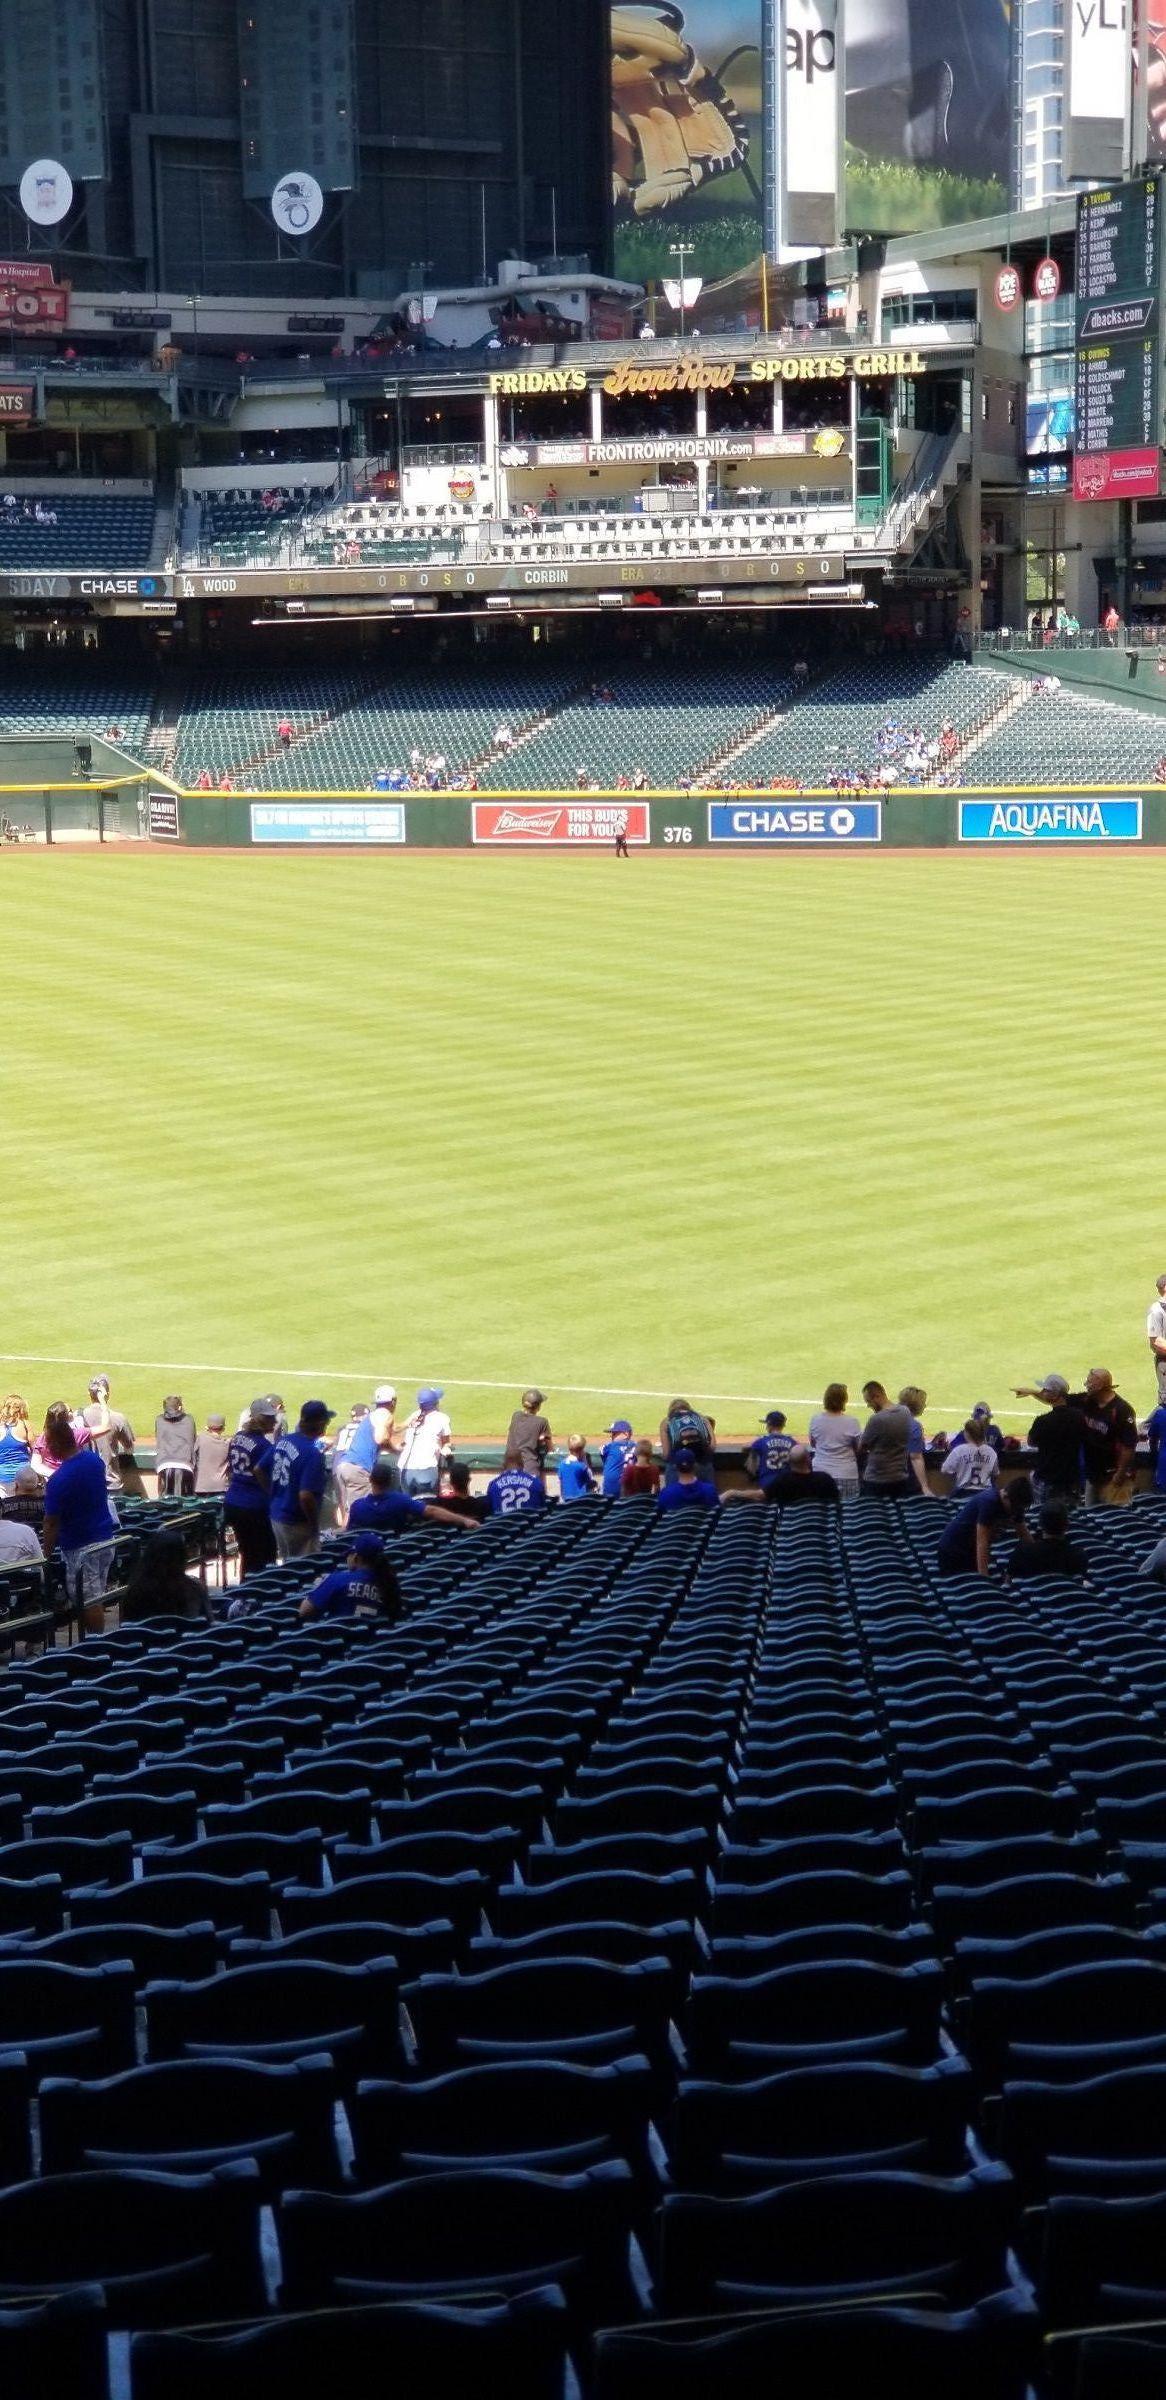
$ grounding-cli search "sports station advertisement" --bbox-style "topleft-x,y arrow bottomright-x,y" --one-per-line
472,802 -> 651,845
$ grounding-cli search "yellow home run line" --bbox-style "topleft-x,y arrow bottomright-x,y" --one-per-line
0,1350 -> 1036,1419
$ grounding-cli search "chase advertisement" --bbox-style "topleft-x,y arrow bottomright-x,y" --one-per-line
610,1 -> 1011,283
959,797 -> 1144,843
709,798 -> 883,841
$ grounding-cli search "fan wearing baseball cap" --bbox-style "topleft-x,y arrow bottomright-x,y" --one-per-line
336,1383 -> 400,1521
1012,1374 -> 1088,1512
223,1398 -> 280,1578
396,1387 -> 452,1497
270,1400 -> 334,1560
746,1410 -> 796,1491
601,1418 -> 637,1498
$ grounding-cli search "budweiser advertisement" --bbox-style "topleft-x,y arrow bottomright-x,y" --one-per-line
472,801 -> 651,846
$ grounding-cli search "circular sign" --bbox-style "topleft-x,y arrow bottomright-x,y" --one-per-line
1033,256 -> 1061,303
270,173 -> 324,237
19,159 -> 73,227
994,263 -> 1021,312
829,806 -> 856,837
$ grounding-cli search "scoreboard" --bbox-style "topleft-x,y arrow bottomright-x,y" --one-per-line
1074,179 -> 1162,503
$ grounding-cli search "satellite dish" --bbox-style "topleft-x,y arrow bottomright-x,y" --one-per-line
271,173 -> 324,237
19,159 -> 73,227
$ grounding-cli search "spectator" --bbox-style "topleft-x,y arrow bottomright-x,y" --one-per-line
1148,1272 -> 1166,1403
0,1396 -> 32,1492
558,1435 -> 597,1499
487,1449 -> 547,1514
1060,1369 -> 1136,1506
396,1387 -> 453,1497
1009,1503 -> 1089,1583
941,1421 -> 999,1494
1,1467 -> 45,1533
808,1383 -> 862,1498
299,1531 -> 403,1624
120,1529 -> 211,1623
600,1418 -> 637,1498
858,1382 -> 917,1499
1102,600 -> 1121,643
277,717 -> 294,748
660,1396 -> 716,1487
898,1386 -> 931,1494
269,1400 -> 333,1560
757,1444 -> 841,1508
936,1476 -> 1033,1576
223,1398 -> 279,1577
439,1460 -> 490,1523
218,773 -> 234,792
1144,1391 -> 1166,1496
1014,1374 -> 1087,1512
33,1400 -> 91,1476
947,1402 -> 1004,1460
621,1439 -> 661,1497
336,1385 -> 401,1521
506,1390 -> 552,1476
746,1409 -> 796,1491
83,1376 -> 137,1496
0,1509 -> 42,1571
193,1413 -> 230,1495
40,1418 -> 120,1626
348,1457 -> 468,1533
154,1394 -> 197,1497
656,1446 -> 719,1512
493,723 -> 514,753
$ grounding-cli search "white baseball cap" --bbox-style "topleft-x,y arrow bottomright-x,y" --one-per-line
374,1383 -> 397,1406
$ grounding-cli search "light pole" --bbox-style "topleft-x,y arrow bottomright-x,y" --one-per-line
669,240 -> 693,339
410,259 -> 434,351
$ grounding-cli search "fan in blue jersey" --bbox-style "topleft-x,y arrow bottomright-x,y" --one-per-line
747,1410 -> 797,1489
600,1418 -> 637,1497
487,1450 -> 547,1515
299,1531 -> 403,1622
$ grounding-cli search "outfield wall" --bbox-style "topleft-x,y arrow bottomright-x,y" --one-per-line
141,787 -> 1161,850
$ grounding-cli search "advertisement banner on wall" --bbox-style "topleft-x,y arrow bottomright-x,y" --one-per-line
250,803 -> 406,844
473,801 -> 651,845
782,0 -> 844,249
843,0 -> 1010,233
0,265 -> 68,332
1065,0 -> 1129,183
709,798 -> 882,841
148,791 -> 181,841
611,3 -> 764,282
959,797 -> 1144,842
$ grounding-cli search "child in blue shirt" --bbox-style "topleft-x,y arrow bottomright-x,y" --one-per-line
558,1435 -> 597,1500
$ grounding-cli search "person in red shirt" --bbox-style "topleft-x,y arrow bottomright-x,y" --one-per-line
277,718 -> 294,747
620,1439 -> 661,1497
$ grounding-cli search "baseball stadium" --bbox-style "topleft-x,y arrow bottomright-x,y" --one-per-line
3,2 -> 1166,2390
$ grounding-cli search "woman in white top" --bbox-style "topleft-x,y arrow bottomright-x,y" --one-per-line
808,1383 -> 863,1498
396,1387 -> 453,1496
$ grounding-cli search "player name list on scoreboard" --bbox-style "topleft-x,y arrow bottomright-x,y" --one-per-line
1074,178 -> 1163,501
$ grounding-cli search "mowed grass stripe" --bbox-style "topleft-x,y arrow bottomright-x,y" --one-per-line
1,848 -> 1162,1439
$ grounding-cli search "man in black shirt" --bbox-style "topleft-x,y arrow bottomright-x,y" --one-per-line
1009,1503 -> 1089,1583
761,1446 -> 842,1509
1013,1374 -> 1086,1510
1067,1368 -> 1138,1504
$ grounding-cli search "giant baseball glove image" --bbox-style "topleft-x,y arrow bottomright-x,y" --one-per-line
612,4 -> 750,215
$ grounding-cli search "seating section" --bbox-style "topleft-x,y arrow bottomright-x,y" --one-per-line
0,665 -> 153,750
196,489 -> 312,569
0,1491 -> 1166,2389
250,663 -> 581,791
475,662 -> 790,791
0,495 -> 154,568
967,685 -> 1160,787
714,657 -> 1011,788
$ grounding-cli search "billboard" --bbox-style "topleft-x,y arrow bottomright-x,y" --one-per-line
1074,177 -> 1162,503
147,791 -> 181,841
782,0 -> 844,250
473,801 -> 651,845
843,0 -> 1010,234
250,803 -> 406,844
708,797 -> 882,840
959,797 -> 1144,842
611,4 -> 764,281
1066,0 -> 1129,183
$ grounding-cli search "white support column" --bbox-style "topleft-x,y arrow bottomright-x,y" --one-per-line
772,378 -> 784,434
482,391 -> 499,514
590,384 -> 604,442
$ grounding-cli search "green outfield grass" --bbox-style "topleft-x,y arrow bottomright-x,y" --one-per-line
1,847 -> 1162,1449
